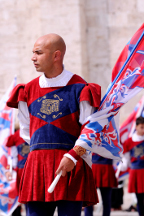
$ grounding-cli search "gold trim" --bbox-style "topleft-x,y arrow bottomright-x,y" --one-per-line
52,112 -> 62,118
54,94 -> 63,101
37,95 -> 46,102
37,113 -> 46,118
73,146 -> 86,156
30,142 -> 74,147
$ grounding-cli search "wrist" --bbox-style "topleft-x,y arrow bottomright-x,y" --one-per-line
68,149 -> 81,160
64,153 -> 77,165
72,145 -> 86,157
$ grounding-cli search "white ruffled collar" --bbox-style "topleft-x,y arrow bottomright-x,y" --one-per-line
39,69 -> 74,88
132,132 -> 144,142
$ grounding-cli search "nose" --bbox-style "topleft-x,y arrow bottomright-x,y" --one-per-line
31,53 -> 37,61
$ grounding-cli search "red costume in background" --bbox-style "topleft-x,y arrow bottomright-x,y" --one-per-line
123,137 -> 144,193
6,129 -> 29,192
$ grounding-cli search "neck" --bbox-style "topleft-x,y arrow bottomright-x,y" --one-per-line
44,65 -> 63,78
136,132 -> 144,136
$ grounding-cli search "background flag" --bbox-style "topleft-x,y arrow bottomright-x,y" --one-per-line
0,77 -> 19,216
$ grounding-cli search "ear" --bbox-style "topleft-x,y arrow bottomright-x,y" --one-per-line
54,50 -> 61,61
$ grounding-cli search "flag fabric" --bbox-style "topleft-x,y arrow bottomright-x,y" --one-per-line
0,77 -> 18,216
75,23 -> 144,161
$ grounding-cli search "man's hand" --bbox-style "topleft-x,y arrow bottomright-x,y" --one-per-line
5,171 -> 12,181
56,156 -> 75,177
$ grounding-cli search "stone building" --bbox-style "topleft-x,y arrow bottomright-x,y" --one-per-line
0,0 -> 144,124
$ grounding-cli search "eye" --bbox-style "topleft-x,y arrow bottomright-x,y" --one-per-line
37,52 -> 42,55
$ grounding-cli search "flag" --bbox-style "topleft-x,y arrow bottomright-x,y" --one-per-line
75,23 -> 144,161
0,77 -> 18,216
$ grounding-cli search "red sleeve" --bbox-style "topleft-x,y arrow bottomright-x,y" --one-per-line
6,134 -> 15,147
7,84 -> 26,108
123,138 -> 131,153
80,83 -> 101,108
68,149 -> 81,161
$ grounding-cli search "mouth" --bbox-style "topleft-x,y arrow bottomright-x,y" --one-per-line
34,63 -> 39,68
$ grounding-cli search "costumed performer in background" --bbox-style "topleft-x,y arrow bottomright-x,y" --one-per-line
84,154 -> 117,216
117,116 -> 144,216
5,127 -> 30,216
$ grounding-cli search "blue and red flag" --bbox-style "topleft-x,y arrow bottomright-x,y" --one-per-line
0,77 -> 18,216
75,23 -> 144,161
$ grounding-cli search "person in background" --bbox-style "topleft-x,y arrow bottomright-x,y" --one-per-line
117,116 -> 144,216
111,180 -> 124,211
84,154 -> 117,216
5,127 -> 29,216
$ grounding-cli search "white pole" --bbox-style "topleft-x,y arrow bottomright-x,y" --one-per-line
48,170 -> 62,193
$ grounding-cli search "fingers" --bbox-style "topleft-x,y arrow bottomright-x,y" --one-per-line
56,166 -> 61,175
61,169 -> 67,177
56,164 -> 67,177
56,156 -> 75,176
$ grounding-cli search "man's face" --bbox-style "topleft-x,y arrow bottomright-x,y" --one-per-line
136,123 -> 144,136
31,40 -> 54,73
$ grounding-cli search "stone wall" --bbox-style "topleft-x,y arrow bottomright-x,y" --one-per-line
0,0 -> 144,124
84,0 -> 144,124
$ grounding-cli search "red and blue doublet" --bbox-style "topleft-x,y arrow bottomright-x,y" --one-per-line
92,153 -> 117,188
7,74 -> 101,206
6,130 -> 29,192
124,137 -> 144,193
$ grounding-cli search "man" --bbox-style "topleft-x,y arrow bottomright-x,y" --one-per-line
7,34 -> 101,216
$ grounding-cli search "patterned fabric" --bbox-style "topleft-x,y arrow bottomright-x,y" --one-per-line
0,77 -> 19,216
26,75 -> 87,151
76,23 -> 144,161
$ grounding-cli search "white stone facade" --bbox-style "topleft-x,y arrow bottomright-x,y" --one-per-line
0,0 -> 144,124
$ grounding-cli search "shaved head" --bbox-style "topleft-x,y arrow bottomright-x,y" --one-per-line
35,33 -> 66,58
32,33 -> 66,77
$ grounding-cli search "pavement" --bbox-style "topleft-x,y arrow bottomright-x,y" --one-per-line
54,179 -> 138,215
0,180 -> 139,216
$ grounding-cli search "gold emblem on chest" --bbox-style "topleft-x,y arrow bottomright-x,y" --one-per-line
37,94 -> 63,119
133,145 -> 144,158
41,99 -> 59,115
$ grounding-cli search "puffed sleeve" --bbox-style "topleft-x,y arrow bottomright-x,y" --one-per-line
123,138 -> 130,153
6,134 -> 15,147
7,84 -> 26,108
80,83 -> 101,108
